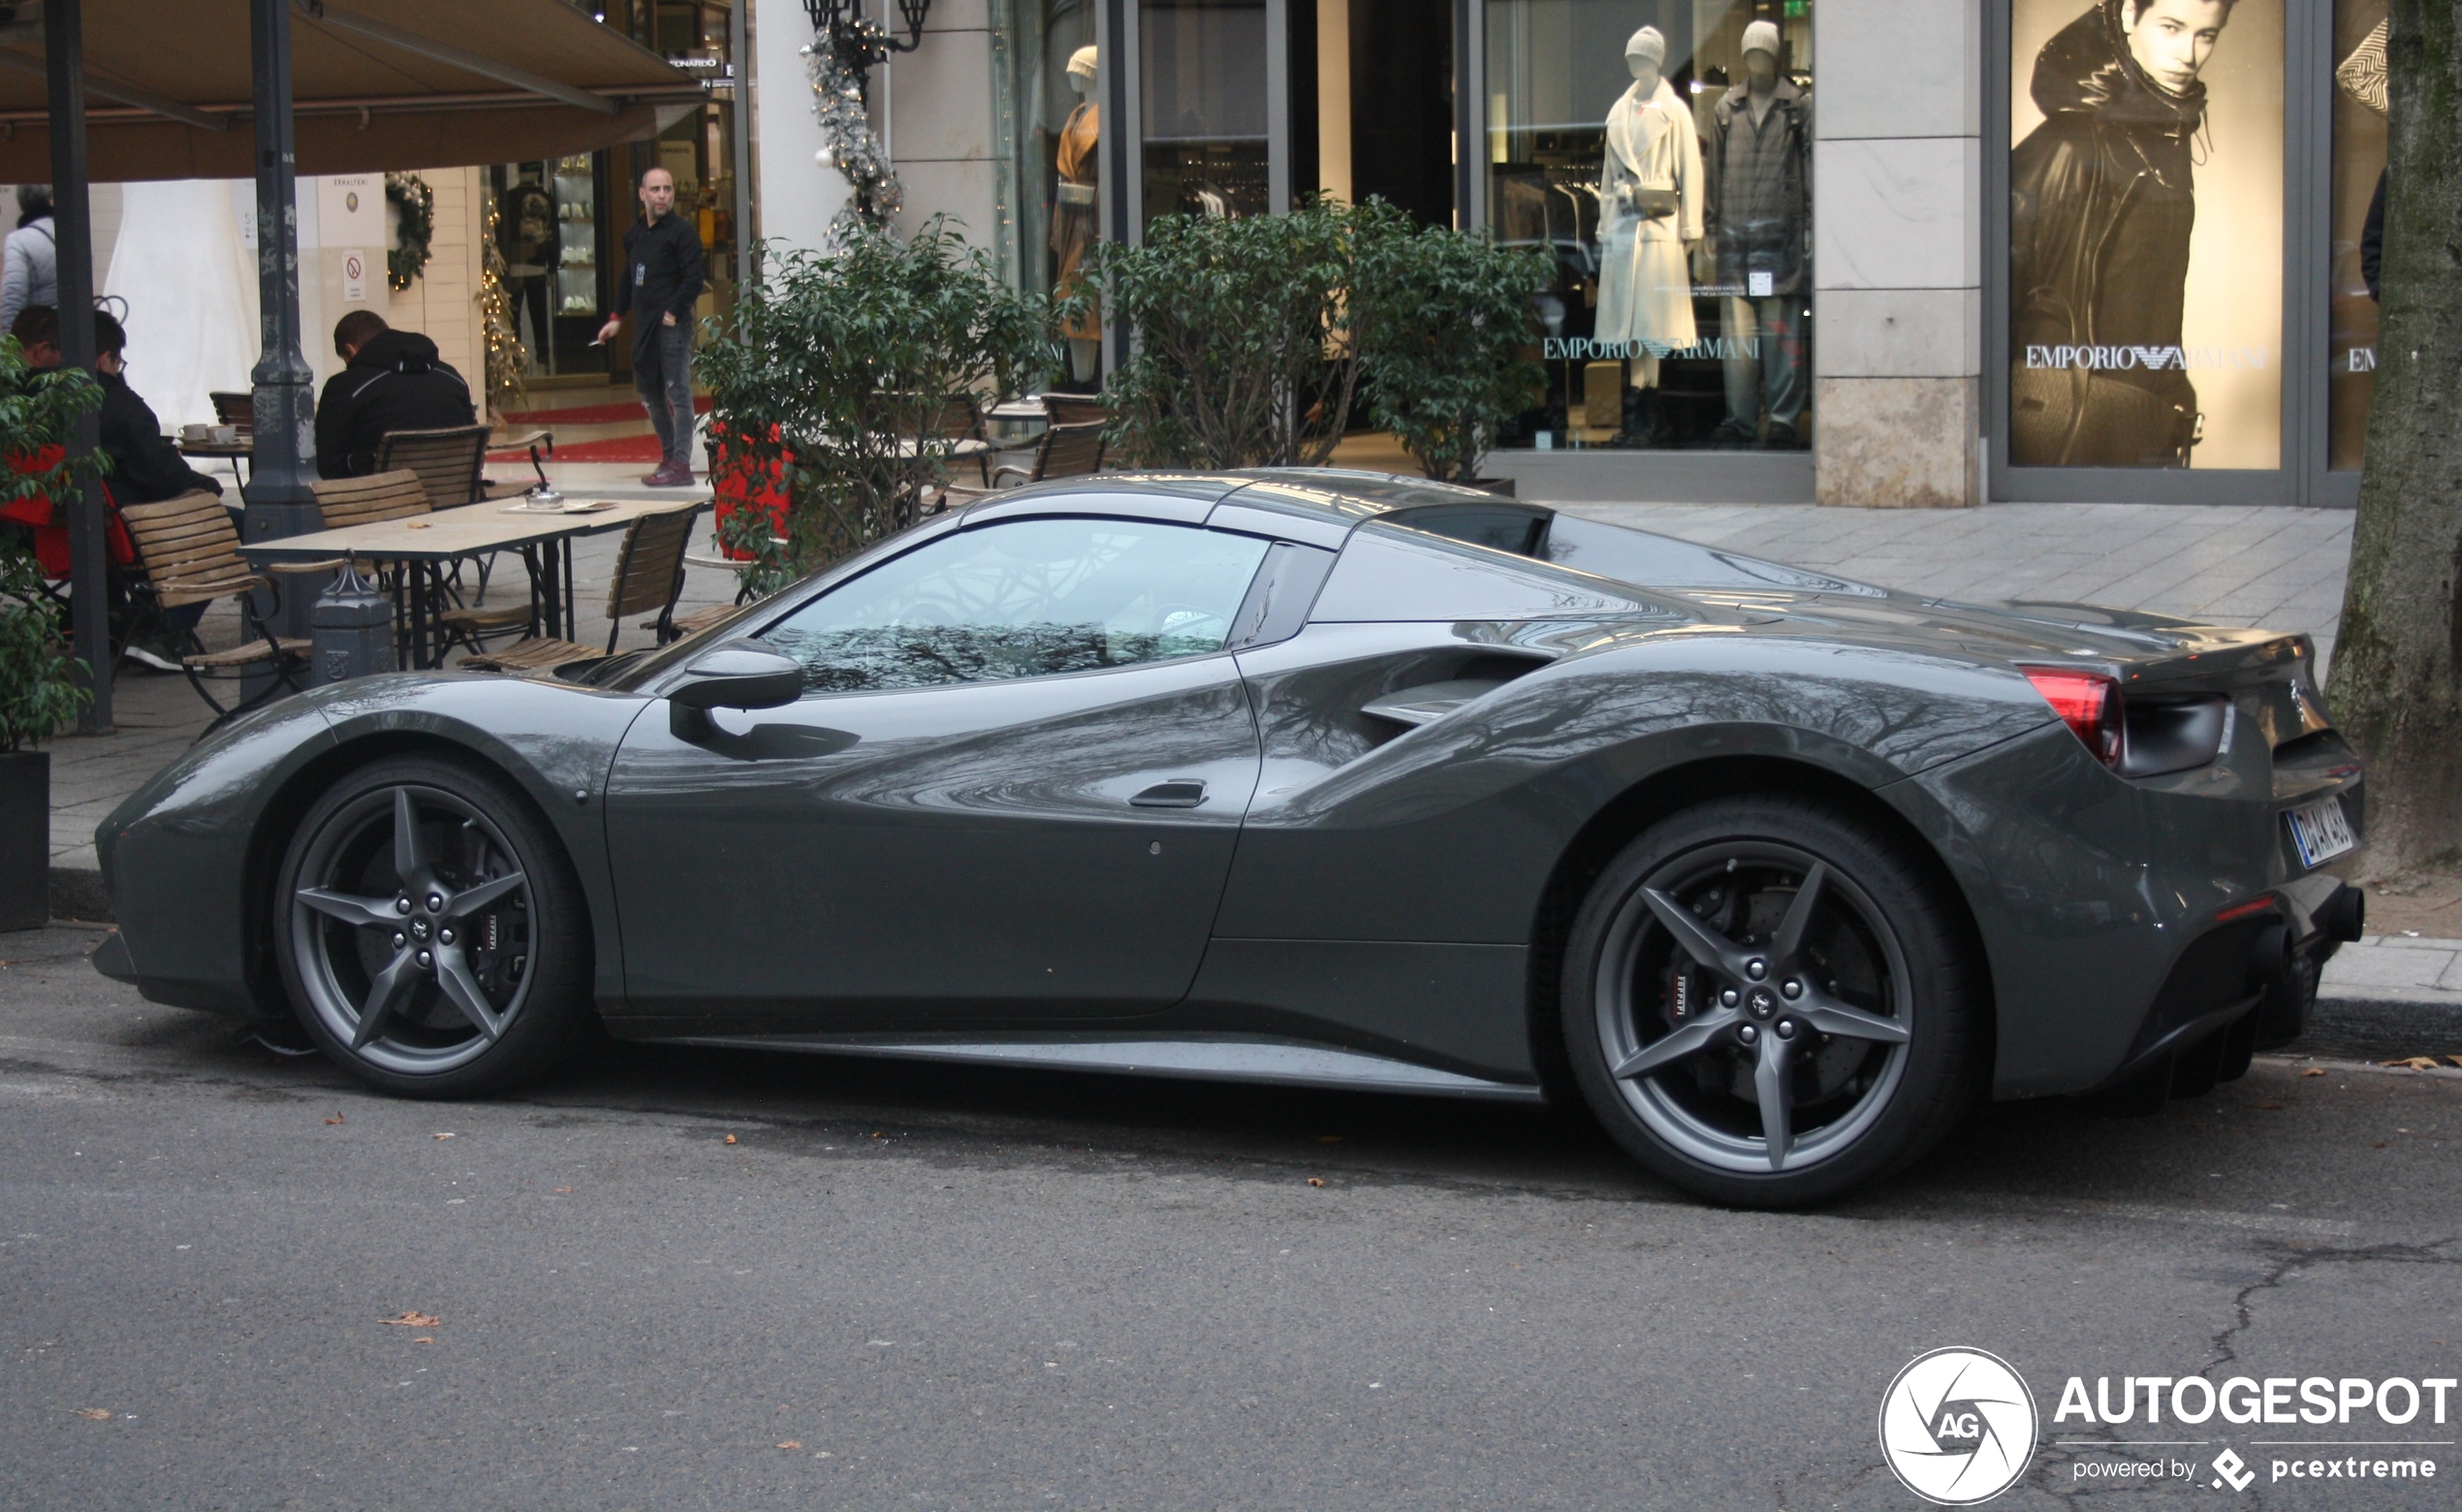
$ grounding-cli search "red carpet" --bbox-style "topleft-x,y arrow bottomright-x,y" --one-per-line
489,433 -> 667,463
500,396 -> 713,426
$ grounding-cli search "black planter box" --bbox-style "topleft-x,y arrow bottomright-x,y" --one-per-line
0,750 -> 47,931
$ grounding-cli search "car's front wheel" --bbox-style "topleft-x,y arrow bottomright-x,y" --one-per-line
275,754 -> 592,1098
1562,795 -> 1981,1207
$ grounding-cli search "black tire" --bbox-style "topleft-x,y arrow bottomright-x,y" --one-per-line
1561,794 -> 1980,1207
273,753 -> 593,1098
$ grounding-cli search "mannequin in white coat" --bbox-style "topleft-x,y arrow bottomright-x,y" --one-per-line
1594,25 -> 1701,447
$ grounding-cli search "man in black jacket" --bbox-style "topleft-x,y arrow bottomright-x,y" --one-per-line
598,167 -> 705,488
16,309 -> 237,667
314,310 -> 477,479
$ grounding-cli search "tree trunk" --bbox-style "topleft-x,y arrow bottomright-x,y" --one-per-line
2328,0 -> 2462,871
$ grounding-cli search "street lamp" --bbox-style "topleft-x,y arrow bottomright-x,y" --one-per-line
802,0 -> 931,95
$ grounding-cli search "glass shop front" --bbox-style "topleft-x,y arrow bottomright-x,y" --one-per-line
1001,0 -> 1815,470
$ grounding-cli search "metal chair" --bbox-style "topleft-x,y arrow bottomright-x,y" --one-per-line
459,506 -> 703,673
118,490 -> 343,721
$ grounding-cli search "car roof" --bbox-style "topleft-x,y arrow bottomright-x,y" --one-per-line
960,469 -> 1531,534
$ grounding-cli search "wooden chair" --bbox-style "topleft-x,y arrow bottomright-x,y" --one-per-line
460,506 -> 703,674
376,423 -> 514,599
935,421 -> 1107,511
1040,393 -> 1107,428
118,491 -> 342,720
208,392 -> 254,440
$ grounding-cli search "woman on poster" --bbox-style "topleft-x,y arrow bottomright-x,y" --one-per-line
2009,0 -> 2236,467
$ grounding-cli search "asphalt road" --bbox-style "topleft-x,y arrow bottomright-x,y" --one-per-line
3,923 -> 2457,1511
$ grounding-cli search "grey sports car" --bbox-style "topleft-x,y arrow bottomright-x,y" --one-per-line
91,470 -> 2366,1206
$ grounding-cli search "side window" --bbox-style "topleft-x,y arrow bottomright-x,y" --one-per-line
765,517 -> 1273,693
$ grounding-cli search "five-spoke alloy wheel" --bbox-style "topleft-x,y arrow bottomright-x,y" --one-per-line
1562,796 -> 1980,1207
276,755 -> 590,1096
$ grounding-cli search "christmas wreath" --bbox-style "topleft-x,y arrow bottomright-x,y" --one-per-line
385,173 -> 434,291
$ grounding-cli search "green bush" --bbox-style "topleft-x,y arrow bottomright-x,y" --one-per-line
1095,196 -> 1398,470
699,219 -> 1069,590
1353,225 -> 1549,483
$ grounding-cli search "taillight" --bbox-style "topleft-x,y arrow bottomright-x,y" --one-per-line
2020,667 -> 2121,767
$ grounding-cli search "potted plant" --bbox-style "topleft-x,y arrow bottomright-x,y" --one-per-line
0,542 -> 89,928
1353,221 -> 1551,488
0,333 -> 107,928
1093,195 -> 1389,469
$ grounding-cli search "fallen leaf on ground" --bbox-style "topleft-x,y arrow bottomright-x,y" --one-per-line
776,1440 -> 803,1451
2301,1067 -> 2326,1077
433,1132 -> 455,1140
412,1337 -> 435,1344
2448,1056 -> 2462,1069
324,1114 -> 345,1125
724,1135 -> 738,1146
2372,1141 -> 2389,1150
1307,1178 -> 1325,1187
380,1311 -> 442,1328
2384,1056 -> 2440,1070
72,1407 -> 110,1420
2254,1102 -> 2283,1110
405,520 -> 430,530
1314,1135 -> 1344,1144
552,1187 -> 572,1194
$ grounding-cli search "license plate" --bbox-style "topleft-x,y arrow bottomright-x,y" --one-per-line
2286,794 -> 2355,868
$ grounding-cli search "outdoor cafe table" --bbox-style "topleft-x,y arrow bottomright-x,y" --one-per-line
242,495 -> 706,671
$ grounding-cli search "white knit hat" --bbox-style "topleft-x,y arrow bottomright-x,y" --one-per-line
1067,45 -> 1098,79
1625,26 -> 1666,66
1741,20 -> 1781,58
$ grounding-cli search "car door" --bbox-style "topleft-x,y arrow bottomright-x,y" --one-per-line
604,511 -> 1273,1024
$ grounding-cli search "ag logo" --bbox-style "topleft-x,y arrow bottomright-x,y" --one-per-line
1878,1347 -> 2038,1505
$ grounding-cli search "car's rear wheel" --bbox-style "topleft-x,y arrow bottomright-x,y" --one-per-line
275,754 -> 591,1098
1562,795 -> 1979,1207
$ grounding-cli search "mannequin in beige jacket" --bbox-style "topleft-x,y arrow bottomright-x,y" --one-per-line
1595,25 -> 1702,447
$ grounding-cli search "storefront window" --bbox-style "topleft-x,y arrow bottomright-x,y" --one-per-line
1486,0 -> 1814,454
1004,0 -> 1104,389
2006,0 -> 2283,470
1141,0 -> 1271,226
2328,0 -> 2385,471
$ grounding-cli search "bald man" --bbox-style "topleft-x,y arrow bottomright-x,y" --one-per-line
599,166 -> 706,487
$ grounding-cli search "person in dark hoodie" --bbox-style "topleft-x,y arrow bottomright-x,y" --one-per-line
2009,0 -> 2236,468
314,309 -> 476,478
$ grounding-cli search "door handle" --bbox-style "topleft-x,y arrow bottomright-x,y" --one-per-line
1130,778 -> 1208,808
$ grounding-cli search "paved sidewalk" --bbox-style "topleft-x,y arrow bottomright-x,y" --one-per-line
2312,937 -> 2462,1059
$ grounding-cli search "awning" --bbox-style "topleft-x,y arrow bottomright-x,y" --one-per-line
0,0 -> 704,180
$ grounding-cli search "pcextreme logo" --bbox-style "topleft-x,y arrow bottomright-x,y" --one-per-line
1878,1348 -> 2040,1505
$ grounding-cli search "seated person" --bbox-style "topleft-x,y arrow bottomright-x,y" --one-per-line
314,310 -> 475,479
11,305 -> 231,668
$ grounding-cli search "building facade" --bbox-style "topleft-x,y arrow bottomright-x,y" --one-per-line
745,0 -> 2381,508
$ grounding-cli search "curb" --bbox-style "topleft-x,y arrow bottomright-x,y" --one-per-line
2288,992 -> 2462,1062
49,867 -> 111,924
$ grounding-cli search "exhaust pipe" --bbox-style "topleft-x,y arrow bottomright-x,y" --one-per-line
2319,883 -> 2366,944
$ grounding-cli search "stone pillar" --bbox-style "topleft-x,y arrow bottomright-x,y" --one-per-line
1811,0 -> 1983,507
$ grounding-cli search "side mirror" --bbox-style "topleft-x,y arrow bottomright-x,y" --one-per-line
667,643 -> 804,712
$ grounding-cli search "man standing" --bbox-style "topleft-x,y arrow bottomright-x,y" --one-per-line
0,185 -> 55,335
314,310 -> 477,479
2009,0 -> 2236,467
598,167 -> 705,488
